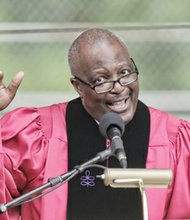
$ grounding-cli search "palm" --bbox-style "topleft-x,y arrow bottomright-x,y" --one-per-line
0,71 -> 24,111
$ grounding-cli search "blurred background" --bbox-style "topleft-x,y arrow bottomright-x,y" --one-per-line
0,0 -> 190,119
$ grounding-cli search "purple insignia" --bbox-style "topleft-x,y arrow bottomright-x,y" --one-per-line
80,170 -> 95,187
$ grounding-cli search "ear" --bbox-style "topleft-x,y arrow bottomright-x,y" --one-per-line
70,78 -> 83,98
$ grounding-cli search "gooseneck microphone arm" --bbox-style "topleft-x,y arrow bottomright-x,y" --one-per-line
109,127 -> 127,168
0,147 -> 112,214
0,168 -> 77,213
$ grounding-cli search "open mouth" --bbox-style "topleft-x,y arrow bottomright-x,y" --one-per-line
106,98 -> 129,112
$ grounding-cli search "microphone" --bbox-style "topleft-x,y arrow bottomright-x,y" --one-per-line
99,112 -> 127,168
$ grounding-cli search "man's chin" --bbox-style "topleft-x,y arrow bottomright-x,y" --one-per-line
119,110 -> 135,125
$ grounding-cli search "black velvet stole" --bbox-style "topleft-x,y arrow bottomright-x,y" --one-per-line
66,97 -> 150,220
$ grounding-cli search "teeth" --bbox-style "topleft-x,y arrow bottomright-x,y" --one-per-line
107,99 -> 128,112
111,100 -> 125,105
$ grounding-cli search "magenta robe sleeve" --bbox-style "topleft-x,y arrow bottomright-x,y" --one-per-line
165,119 -> 190,219
147,107 -> 190,220
0,107 -> 49,220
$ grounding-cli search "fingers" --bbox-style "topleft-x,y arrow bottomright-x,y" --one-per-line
0,71 -> 24,111
7,71 -> 24,96
0,71 -> 24,89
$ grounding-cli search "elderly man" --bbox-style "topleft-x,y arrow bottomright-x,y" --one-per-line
0,28 -> 190,220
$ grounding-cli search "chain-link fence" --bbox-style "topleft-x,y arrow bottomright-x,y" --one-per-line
0,0 -> 190,91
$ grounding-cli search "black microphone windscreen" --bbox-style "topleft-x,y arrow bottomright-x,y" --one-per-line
99,112 -> 125,138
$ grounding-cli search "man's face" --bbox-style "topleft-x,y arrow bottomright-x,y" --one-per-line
71,40 -> 139,124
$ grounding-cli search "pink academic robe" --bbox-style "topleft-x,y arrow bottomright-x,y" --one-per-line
0,102 -> 190,220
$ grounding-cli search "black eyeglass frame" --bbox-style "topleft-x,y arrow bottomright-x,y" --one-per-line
73,58 -> 139,94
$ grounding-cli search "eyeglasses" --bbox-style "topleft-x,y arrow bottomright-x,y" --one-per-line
73,58 -> 139,94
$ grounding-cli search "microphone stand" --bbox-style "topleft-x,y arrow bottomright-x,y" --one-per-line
0,148 -> 112,213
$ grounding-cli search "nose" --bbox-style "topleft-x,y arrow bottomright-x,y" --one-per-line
110,81 -> 125,94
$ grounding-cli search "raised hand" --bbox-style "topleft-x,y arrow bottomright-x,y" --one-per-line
0,71 -> 24,111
